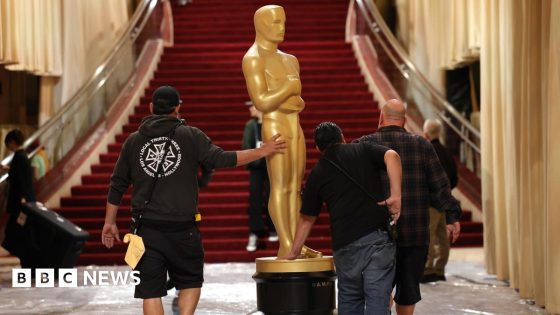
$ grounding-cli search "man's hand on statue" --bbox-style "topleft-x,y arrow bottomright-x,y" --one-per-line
379,195 -> 401,222
261,134 -> 287,156
446,221 -> 461,243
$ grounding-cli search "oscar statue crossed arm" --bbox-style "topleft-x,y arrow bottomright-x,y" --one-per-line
242,5 -> 321,259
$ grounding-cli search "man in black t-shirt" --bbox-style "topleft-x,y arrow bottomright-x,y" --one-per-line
280,122 -> 402,315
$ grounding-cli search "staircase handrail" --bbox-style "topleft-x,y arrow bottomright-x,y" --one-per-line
0,0 -> 161,184
354,0 -> 480,153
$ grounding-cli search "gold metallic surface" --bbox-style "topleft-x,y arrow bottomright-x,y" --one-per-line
255,256 -> 335,273
242,5 -> 322,258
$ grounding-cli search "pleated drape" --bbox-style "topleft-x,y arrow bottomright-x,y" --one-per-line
0,0 -> 130,121
394,0 -> 481,117
0,0 -> 62,75
57,0 -> 130,105
481,0 -> 560,313
544,2 -> 560,312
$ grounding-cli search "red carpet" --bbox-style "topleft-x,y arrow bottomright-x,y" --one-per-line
54,0 -> 481,265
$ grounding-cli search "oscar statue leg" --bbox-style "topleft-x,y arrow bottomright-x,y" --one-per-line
266,136 -> 294,258
294,123 -> 322,258
288,116 -> 303,237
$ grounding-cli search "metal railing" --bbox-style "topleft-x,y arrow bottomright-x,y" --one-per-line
353,0 -> 480,170
0,0 -> 164,187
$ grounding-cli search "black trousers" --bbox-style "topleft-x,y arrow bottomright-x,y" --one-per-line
248,167 -> 275,236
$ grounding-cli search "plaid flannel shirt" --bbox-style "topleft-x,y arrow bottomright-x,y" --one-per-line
354,125 -> 461,247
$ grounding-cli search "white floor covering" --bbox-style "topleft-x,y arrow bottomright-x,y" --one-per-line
0,248 -> 546,315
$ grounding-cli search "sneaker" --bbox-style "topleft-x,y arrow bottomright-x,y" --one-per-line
246,233 -> 258,251
268,232 -> 278,242
171,295 -> 179,315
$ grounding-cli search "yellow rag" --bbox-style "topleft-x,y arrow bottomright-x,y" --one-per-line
123,233 -> 145,269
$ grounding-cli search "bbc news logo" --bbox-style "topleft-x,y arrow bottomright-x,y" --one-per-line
12,268 -> 140,288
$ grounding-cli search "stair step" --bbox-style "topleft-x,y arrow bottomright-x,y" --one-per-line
143,82 -> 368,95
154,66 -> 362,78
162,50 -> 356,61
174,33 -> 345,43
166,40 -> 350,51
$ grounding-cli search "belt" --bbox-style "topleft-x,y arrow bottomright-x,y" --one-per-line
141,218 -> 197,232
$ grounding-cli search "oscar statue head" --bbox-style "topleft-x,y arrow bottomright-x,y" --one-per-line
254,5 -> 286,44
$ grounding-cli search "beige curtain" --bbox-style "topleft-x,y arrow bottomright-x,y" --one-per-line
0,0 -> 130,121
0,0 -> 63,75
481,0 -> 560,313
56,0 -> 130,105
545,2 -> 560,312
394,0 -> 481,117
396,0 -> 481,72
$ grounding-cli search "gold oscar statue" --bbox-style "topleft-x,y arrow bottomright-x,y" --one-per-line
243,9 -> 335,313
242,5 -> 322,260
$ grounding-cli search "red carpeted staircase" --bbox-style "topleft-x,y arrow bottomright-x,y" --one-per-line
54,0 -> 482,265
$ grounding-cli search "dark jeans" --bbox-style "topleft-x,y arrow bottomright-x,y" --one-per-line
248,167 -> 275,236
334,230 -> 396,315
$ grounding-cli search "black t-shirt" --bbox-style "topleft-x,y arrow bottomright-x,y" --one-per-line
301,143 -> 390,250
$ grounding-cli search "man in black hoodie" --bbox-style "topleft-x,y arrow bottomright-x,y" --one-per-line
101,86 -> 286,315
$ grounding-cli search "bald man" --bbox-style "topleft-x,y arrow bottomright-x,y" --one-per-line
354,99 -> 462,315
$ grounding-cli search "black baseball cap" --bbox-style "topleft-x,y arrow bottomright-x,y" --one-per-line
152,86 -> 182,114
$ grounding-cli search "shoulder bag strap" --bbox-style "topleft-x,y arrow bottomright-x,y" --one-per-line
321,156 -> 381,204
133,122 -> 182,233
322,156 -> 397,240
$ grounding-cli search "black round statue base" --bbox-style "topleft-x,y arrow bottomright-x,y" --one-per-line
253,270 -> 337,315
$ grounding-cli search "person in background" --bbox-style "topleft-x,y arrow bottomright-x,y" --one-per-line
421,119 -> 459,283
242,101 -> 277,252
354,99 -> 462,315
1,129 -> 37,269
30,146 -> 49,180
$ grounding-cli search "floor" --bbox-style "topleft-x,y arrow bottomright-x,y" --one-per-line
0,248 -> 546,315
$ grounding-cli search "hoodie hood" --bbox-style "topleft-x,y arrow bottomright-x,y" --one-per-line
139,115 -> 184,138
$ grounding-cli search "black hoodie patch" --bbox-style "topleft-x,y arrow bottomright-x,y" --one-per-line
138,115 -> 184,177
139,136 -> 182,178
